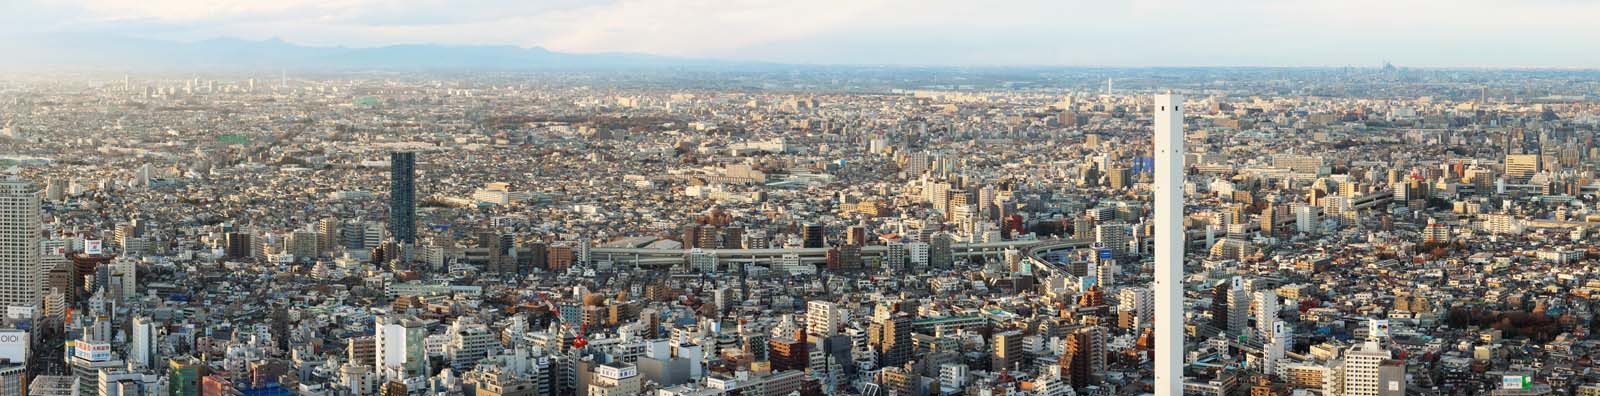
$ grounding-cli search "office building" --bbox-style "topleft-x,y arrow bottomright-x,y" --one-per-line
1505,154 -> 1540,182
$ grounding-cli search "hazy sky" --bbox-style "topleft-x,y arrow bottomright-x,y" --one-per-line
7,0 -> 1600,67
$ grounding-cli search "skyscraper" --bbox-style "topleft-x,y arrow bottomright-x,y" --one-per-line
389,152 -> 417,244
1152,93 -> 1185,396
0,177 -> 40,316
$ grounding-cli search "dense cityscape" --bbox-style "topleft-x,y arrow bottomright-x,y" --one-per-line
1,65 -> 1600,396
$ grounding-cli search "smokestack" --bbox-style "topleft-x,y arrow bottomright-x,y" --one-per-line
1153,92 -> 1185,396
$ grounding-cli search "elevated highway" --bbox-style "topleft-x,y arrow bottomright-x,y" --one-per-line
589,239 -> 1045,268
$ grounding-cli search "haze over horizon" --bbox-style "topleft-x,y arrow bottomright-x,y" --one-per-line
5,0 -> 1600,68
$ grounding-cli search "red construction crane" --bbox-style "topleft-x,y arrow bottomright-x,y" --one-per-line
535,292 -> 588,349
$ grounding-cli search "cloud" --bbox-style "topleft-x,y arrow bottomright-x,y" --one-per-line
9,0 -> 1600,67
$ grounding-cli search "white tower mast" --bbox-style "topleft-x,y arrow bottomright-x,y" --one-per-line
1153,92 -> 1185,396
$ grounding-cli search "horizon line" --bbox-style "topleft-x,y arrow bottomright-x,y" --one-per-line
7,33 -> 1600,72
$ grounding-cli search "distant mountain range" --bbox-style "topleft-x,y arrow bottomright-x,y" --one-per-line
3,34 -> 739,71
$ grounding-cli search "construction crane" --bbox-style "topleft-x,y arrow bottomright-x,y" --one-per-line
534,292 -> 588,349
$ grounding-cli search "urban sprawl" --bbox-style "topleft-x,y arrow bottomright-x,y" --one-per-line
1,67 -> 1600,396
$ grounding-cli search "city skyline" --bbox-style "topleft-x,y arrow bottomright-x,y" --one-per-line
5,2 -> 1600,396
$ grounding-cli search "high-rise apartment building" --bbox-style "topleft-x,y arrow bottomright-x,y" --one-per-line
991,330 -> 1024,372
1254,289 -> 1279,341
0,177 -> 40,316
1264,320 -> 1292,377
1227,276 -> 1249,336
389,152 -> 417,244
1119,287 -> 1153,329
376,316 -> 429,380
1058,326 -> 1107,389
1293,204 -> 1318,234
1340,340 -> 1394,396
1328,320 -> 1405,396
806,301 -> 839,338
876,313 -> 912,368
1095,223 -> 1132,260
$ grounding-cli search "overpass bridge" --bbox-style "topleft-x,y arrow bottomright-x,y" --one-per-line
1019,238 -> 1098,277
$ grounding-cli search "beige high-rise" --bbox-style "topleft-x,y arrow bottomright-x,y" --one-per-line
0,177 -> 40,316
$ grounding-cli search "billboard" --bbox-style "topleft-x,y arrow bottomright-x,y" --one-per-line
1502,375 -> 1531,390
1370,319 -> 1390,339
4,307 -> 31,320
74,340 -> 110,361
0,330 -> 26,363
85,240 -> 103,255
1132,156 -> 1155,174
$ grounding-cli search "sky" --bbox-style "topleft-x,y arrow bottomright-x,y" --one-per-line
5,0 -> 1600,67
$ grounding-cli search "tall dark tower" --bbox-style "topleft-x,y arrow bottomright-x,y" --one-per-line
389,152 -> 417,243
